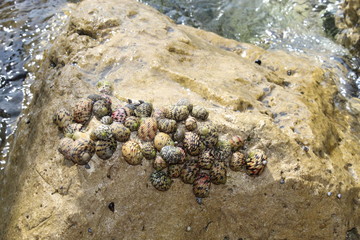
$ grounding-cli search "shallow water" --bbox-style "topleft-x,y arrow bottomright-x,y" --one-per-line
0,0 -> 68,169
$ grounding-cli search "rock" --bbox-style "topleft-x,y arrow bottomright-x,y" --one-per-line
0,0 -> 360,239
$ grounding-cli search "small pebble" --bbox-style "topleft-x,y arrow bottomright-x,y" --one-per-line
337,193 -> 342,199
88,228 -> 93,233
327,192 -> 332,197
255,59 -> 262,65
280,178 -> 285,184
85,164 -> 91,169
108,202 -> 115,212
302,146 -> 309,152
186,226 -> 191,232
287,70 -> 293,76
196,197 -> 203,205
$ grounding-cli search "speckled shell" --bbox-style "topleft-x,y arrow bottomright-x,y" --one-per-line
152,108 -> 166,120
63,123 -> 83,138
100,116 -> 113,125
53,108 -> 73,128
229,135 -> 244,152
111,123 -> 130,142
154,132 -> 174,151
185,117 -> 197,131
90,124 -> 113,141
58,138 -> 74,160
160,146 -> 186,164
173,125 -> 185,143
245,149 -> 267,176
112,108 -> 129,123
153,156 -> 167,171
168,164 -> 182,178
212,140 -> 232,161
138,117 -> 157,141
157,118 -> 177,133
183,132 -> 201,156
230,152 -> 246,171
176,98 -> 193,112
170,105 -> 189,121
93,100 -> 111,119
210,162 -> 227,184
135,102 -> 153,117
193,172 -> 211,198
198,123 -> 218,148
141,142 -> 157,160
121,141 -> 143,165
124,116 -> 140,131
198,149 -> 214,170
150,171 -> 172,191
73,98 -> 93,124
191,105 -> 209,120
180,161 -> 200,184
72,138 -> 96,165
96,80 -> 113,95
96,139 -> 117,160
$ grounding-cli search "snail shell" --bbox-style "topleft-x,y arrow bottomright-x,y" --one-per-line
121,140 -> 143,165
73,98 -> 93,124
168,164 -> 182,178
53,108 -> 73,128
180,161 -> 200,184
229,135 -> 244,152
112,108 -> 130,123
150,171 -> 172,191
141,142 -> 157,160
193,172 -> 211,198
157,118 -> 177,133
198,123 -> 218,148
58,138 -> 75,160
170,105 -> 189,121
229,152 -> 246,171
124,116 -> 140,131
176,98 -> 193,112
212,140 -> 232,161
63,123 -> 83,138
191,105 -> 209,120
198,149 -> 214,170
210,162 -> 227,184
154,132 -> 174,151
96,80 -> 113,95
183,132 -> 201,156
111,123 -> 131,142
138,117 -> 157,141
96,139 -> 117,160
59,138 -> 95,165
185,117 -> 197,131
153,156 -> 167,171
100,116 -> 113,125
93,100 -> 111,119
135,102 -> 153,117
245,149 -> 267,176
160,145 -> 186,164
173,125 -> 185,143
90,124 -> 113,141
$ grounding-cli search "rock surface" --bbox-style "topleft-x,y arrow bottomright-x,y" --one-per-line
1,0 -> 360,239
336,0 -> 360,56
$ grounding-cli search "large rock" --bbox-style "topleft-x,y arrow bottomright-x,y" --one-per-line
0,0 -> 360,239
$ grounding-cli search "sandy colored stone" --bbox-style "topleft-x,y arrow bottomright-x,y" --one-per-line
0,0 -> 360,239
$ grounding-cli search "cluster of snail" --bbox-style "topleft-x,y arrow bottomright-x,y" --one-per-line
53,81 -> 267,201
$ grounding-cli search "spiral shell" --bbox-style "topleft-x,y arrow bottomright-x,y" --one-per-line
157,118 -> 177,133
160,146 -> 186,164
93,100 -> 111,119
180,161 -> 200,184
100,116 -> 113,125
53,108 -> 73,128
121,140 -> 143,165
63,123 -> 83,138
111,123 -> 131,142
173,125 -> 185,143
193,172 -> 211,198
210,162 -> 227,184
90,124 -> 113,141
59,138 -> 95,165
138,117 -> 157,141
191,105 -> 209,120
150,171 -> 172,191
176,98 -> 193,112
152,108 -> 167,120
198,123 -> 218,148
245,149 -> 267,176
170,105 -> 189,121
229,152 -> 246,171
96,139 -> 117,160
135,102 -> 153,117
185,117 -> 197,131
73,98 -> 93,124
198,149 -> 214,170
154,132 -> 174,151
229,135 -> 244,152
153,156 -> 167,171
124,116 -> 140,131
96,80 -> 113,95
58,138 -> 74,160
168,164 -> 182,178
112,108 -> 129,123
183,132 -> 202,156
212,140 -> 232,161
141,142 -> 157,160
